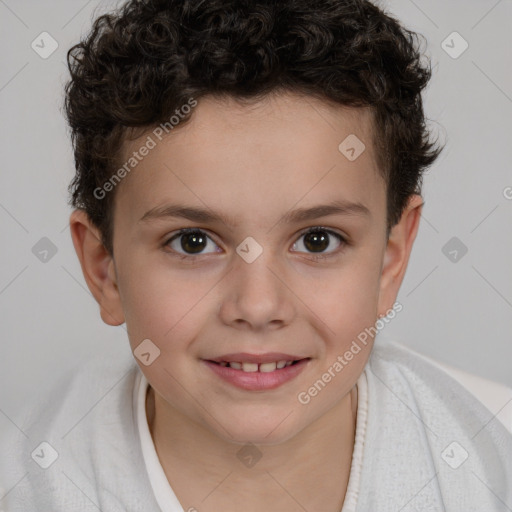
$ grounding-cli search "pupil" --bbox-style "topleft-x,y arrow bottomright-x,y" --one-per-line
304,231 -> 329,252
182,232 -> 206,254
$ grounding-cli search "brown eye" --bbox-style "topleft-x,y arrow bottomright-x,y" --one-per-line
292,227 -> 345,257
180,231 -> 207,253
165,228 -> 219,256
303,230 -> 330,252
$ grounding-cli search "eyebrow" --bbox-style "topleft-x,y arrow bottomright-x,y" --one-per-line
139,199 -> 371,227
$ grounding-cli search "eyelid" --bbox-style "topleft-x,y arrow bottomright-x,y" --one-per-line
296,225 -> 347,241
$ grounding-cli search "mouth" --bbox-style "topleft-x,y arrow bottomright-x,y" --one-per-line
202,353 -> 312,391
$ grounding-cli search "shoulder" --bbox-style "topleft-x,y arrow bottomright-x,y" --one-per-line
369,338 -> 512,432
384,340 -> 512,433
368,338 -> 512,436
360,338 -> 512,509
0,352 -> 158,511
21,351 -> 140,444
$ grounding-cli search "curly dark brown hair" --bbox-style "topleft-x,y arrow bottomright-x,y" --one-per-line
64,0 -> 443,256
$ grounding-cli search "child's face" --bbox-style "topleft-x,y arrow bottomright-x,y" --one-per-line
72,92 -> 421,445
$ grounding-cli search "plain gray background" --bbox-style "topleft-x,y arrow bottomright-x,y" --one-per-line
0,0 -> 511,429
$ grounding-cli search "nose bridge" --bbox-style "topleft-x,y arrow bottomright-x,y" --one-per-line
220,236 -> 294,329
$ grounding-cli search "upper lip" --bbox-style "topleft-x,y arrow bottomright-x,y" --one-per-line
206,352 -> 309,364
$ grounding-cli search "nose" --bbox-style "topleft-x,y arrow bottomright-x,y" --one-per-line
218,247 -> 296,331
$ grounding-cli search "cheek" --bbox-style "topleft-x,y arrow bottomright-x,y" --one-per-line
116,256 -> 211,349
308,256 -> 382,337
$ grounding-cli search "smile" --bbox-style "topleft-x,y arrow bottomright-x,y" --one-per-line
202,357 -> 311,391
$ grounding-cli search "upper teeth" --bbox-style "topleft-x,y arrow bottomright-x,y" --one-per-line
219,360 -> 294,372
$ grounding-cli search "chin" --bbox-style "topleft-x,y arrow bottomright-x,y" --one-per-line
207,413 -> 305,447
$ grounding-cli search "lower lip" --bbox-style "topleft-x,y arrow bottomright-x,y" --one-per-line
202,359 -> 310,391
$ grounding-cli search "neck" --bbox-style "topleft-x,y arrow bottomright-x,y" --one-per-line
146,384 -> 358,512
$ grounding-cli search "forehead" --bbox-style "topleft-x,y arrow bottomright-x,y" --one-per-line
114,92 -> 385,230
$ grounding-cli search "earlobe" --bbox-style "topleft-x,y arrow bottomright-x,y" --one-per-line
69,209 -> 125,326
377,194 -> 424,316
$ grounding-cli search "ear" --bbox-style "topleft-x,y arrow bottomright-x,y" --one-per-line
377,194 -> 424,316
69,209 -> 125,326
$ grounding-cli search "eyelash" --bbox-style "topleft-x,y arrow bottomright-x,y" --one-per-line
162,226 -> 347,262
